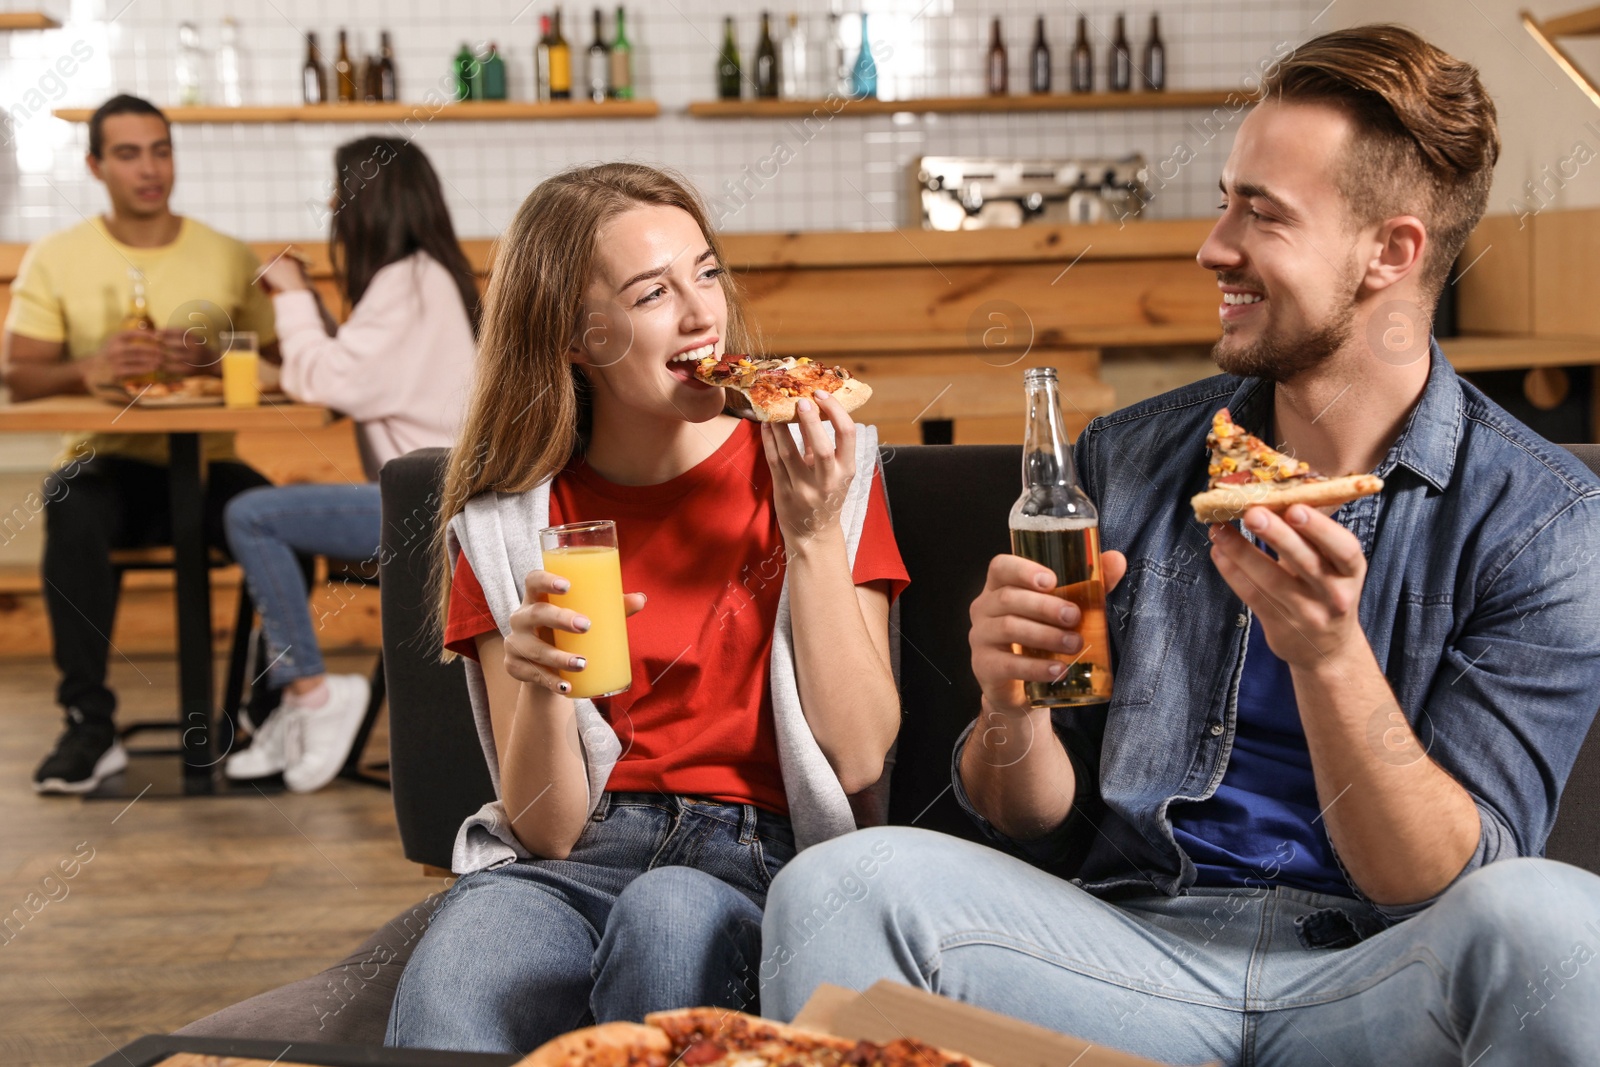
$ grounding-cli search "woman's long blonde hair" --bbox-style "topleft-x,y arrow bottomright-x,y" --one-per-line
432,163 -> 756,653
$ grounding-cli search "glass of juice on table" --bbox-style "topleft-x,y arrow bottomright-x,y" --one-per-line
539,520 -> 633,698
221,331 -> 260,408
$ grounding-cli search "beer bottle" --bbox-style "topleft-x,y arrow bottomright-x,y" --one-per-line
718,16 -> 742,100
1109,14 -> 1132,92
121,267 -> 155,333
1029,16 -> 1051,95
1070,16 -> 1093,93
610,7 -> 633,100
755,11 -> 779,99
302,31 -> 327,105
1009,367 -> 1114,708
535,15 -> 554,102
985,17 -> 1007,96
378,31 -> 399,102
586,8 -> 610,103
335,29 -> 357,102
1142,14 -> 1166,92
550,8 -> 573,99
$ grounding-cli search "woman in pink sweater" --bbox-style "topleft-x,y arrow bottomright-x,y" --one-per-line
225,138 -> 478,791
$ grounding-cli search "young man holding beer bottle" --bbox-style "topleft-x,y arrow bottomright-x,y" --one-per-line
762,26 -> 1600,1064
2,95 -> 277,793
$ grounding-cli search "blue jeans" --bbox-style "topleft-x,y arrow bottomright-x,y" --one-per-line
761,828 -> 1600,1066
223,483 -> 381,687
386,792 -> 796,1054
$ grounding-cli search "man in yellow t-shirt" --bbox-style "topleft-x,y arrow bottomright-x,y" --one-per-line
0,95 -> 280,793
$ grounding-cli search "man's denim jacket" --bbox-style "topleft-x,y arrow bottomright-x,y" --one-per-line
953,343 -> 1600,921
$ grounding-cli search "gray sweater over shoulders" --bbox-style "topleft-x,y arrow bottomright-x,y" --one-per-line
445,422 -> 898,874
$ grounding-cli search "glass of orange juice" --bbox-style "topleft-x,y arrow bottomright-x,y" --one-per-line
221,331 -> 260,408
539,520 -> 632,699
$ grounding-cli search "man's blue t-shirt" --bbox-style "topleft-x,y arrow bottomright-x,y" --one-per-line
1169,613 -> 1349,896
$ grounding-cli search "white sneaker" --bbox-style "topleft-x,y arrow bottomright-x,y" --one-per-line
225,706 -> 292,780
283,674 -> 371,794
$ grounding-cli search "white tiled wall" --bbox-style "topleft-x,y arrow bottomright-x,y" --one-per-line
1,0 -> 1329,243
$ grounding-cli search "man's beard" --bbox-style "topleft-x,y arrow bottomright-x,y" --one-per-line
1211,291 -> 1358,385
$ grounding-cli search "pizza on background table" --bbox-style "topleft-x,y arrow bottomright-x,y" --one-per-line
1190,408 -> 1383,523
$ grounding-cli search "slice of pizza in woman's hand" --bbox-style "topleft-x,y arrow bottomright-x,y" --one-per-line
1190,407 -> 1383,523
694,355 -> 872,424
519,1006 -> 996,1066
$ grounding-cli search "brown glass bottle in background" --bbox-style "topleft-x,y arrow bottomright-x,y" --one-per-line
1142,15 -> 1166,91
1109,14 -> 1132,92
302,32 -> 327,105
377,31 -> 398,101
755,10 -> 780,99
1029,16 -> 1050,94
361,41 -> 380,102
335,29 -> 357,102
986,17 -> 1008,95
550,7 -> 573,99
1070,15 -> 1093,93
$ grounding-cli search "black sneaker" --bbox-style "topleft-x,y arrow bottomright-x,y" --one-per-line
33,711 -> 128,794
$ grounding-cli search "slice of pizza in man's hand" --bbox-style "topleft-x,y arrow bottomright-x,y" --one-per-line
519,1006 -> 996,1066
1190,408 -> 1383,523
694,355 -> 872,424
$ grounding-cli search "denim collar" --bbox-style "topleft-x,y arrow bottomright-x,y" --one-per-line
1220,337 -> 1462,492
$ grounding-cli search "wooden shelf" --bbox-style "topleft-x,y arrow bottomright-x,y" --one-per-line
0,12 -> 60,29
1439,335 -> 1600,373
52,99 -> 660,124
1542,4 -> 1600,36
688,89 -> 1241,118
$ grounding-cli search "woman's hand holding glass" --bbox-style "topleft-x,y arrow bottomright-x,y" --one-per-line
504,569 -> 647,696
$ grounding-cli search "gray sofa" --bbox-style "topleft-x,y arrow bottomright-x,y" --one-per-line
177,442 -> 1600,1047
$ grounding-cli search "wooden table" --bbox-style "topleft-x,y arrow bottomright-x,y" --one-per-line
0,395 -> 332,796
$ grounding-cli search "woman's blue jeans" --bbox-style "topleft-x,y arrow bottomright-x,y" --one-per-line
386,792 -> 796,1054
223,483 -> 382,687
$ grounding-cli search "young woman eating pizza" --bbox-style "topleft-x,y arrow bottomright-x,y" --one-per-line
385,163 -> 908,1054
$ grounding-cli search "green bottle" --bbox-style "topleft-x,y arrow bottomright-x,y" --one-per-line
452,42 -> 475,101
482,42 -> 507,100
717,16 -> 742,100
610,7 -> 633,100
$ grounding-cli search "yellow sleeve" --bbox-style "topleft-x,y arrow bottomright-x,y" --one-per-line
232,243 -> 278,346
4,241 -> 67,343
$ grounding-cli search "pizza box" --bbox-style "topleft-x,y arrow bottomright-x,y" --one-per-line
793,980 -> 1217,1067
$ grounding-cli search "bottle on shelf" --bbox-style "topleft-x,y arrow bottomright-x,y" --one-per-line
482,42 -> 507,100
1109,14 -> 1132,92
361,38 -> 381,102
176,22 -> 204,106
829,1 -> 850,95
303,32 -> 327,105
718,16 -> 742,100
755,11 -> 780,99
1029,16 -> 1050,94
335,29 -> 358,102
986,17 -> 1007,96
610,7 -> 633,100
378,30 -> 398,102
550,8 -> 573,99
452,42 -> 476,101
780,12 -> 806,99
216,17 -> 243,106
1010,366 -> 1114,709
1070,15 -> 1093,93
851,12 -> 876,98
1142,14 -> 1166,91
587,8 -> 610,103
536,14 -> 553,101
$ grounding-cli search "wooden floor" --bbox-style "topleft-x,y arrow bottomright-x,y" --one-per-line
0,653 -> 432,1067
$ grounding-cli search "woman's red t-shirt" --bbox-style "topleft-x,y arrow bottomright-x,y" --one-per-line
443,419 -> 909,815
